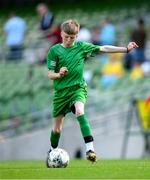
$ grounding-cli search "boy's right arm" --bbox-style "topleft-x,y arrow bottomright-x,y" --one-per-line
48,67 -> 68,80
48,70 -> 61,80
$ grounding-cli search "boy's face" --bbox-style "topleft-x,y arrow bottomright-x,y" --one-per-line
61,31 -> 77,47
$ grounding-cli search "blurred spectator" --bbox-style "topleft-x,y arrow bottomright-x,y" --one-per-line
91,26 -> 100,45
130,61 -> 144,80
124,18 -> 147,71
100,53 -> 124,88
131,18 -> 147,63
47,24 -> 62,46
4,12 -> 26,61
123,51 -> 133,71
77,25 -> 91,42
36,3 -> 55,64
141,61 -> 150,76
36,3 -> 54,38
38,24 -> 62,64
99,18 -> 116,45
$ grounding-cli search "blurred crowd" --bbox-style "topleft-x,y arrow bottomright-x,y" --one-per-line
2,3 -> 150,89
1,4 -> 150,153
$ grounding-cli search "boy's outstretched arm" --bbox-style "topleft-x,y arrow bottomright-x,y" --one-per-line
100,42 -> 138,53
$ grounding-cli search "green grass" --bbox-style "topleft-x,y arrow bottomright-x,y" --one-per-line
0,159 -> 150,179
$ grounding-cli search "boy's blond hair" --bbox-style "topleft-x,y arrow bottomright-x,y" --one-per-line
61,19 -> 80,35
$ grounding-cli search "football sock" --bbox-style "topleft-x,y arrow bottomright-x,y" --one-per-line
85,142 -> 94,152
50,130 -> 60,148
77,114 -> 92,138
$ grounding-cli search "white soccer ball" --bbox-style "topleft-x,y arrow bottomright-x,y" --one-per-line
47,148 -> 70,168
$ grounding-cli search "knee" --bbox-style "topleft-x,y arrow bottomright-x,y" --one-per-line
53,127 -> 62,133
76,108 -> 84,116
53,125 -> 62,134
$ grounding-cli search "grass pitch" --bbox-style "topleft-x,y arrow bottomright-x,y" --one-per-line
0,159 -> 150,179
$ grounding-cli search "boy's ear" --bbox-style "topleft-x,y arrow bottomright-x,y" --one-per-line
61,31 -> 63,37
61,31 -> 65,38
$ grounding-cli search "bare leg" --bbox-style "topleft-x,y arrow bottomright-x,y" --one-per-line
53,115 -> 65,133
74,101 -> 84,116
50,114 -> 65,148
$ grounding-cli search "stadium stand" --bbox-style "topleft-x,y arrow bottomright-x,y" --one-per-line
0,59 -> 150,138
0,6 -> 150,140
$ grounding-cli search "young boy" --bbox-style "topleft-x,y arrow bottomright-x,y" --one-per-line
46,19 -> 138,165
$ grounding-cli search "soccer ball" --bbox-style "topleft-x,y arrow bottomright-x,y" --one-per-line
46,148 -> 70,168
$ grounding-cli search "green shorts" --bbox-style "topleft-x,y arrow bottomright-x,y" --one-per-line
52,85 -> 87,117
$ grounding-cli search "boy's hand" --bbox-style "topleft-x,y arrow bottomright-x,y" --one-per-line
59,67 -> 68,77
127,42 -> 139,52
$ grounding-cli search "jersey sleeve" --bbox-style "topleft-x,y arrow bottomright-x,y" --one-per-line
47,48 -> 57,70
82,42 -> 100,57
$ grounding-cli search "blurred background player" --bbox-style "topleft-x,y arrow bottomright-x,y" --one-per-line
36,3 -> 54,39
46,19 -> 138,165
77,24 -> 92,42
99,17 -> 116,46
131,18 -> 147,63
4,11 -> 26,61
36,3 -> 57,64
124,18 -> 147,71
100,53 -> 125,88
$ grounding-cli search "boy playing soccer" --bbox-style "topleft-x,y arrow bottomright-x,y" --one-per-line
46,19 -> 138,165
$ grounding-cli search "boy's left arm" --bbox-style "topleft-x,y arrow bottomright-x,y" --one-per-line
100,42 -> 138,53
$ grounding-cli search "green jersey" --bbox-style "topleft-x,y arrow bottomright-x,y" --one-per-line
47,41 -> 100,91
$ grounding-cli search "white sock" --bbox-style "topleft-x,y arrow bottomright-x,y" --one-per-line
85,142 -> 94,152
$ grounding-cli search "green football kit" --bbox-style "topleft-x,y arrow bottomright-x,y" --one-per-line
47,41 -> 100,117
